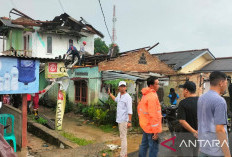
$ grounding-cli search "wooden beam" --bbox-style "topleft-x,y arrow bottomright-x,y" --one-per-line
21,94 -> 27,148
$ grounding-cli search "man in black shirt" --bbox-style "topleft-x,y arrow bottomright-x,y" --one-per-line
177,81 -> 198,157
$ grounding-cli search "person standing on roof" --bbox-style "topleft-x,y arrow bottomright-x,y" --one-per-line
66,43 -> 81,65
79,41 -> 89,65
138,76 -> 162,157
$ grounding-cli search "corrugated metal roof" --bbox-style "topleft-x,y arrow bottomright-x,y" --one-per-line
198,57 -> 232,72
0,54 -> 64,62
102,71 -> 142,81
154,49 -> 212,70
0,18 -> 24,29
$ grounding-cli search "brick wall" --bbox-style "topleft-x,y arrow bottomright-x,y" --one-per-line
164,73 -> 208,105
0,104 -> 22,148
98,49 -> 175,75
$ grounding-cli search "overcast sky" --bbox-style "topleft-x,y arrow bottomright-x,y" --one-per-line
0,0 -> 232,57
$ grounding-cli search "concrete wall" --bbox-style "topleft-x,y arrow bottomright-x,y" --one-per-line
6,29 -> 23,50
3,28 -> 95,58
0,104 -> 22,149
68,66 -> 101,105
164,73 -> 204,105
31,30 -> 94,59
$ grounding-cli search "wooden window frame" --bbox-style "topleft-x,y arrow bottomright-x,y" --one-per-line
75,80 -> 88,104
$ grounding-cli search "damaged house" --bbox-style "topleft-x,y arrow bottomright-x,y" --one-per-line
154,49 -> 215,104
0,8 -> 104,58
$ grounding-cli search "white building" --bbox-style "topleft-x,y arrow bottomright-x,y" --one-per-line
0,10 -> 104,58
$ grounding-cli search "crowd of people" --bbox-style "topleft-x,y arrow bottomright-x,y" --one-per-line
108,71 -> 231,157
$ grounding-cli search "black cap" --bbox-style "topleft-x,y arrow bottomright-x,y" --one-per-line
179,81 -> 196,93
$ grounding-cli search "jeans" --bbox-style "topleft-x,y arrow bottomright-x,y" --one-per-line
139,131 -> 159,157
70,50 -> 80,64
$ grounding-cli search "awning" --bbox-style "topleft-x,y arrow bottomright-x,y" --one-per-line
102,71 -> 144,81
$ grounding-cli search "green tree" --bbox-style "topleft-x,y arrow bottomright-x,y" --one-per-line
94,38 -> 109,54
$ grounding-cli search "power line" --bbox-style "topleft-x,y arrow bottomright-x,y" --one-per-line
98,0 -> 113,43
58,0 -> 65,13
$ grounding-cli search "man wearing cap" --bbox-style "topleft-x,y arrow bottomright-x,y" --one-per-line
108,81 -> 133,157
177,81 -> 198,156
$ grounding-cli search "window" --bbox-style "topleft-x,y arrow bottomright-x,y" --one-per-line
75,80 -> 88,104
47,36 -> 52,54
23,34 -> 32,56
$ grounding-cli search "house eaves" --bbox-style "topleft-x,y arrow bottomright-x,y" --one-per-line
154,49 -> 215,71
181,50 -> 215,69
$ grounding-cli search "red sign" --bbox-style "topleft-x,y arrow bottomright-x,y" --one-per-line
161,136 -> 176,152
48,63 -> 57,72
58,90 -> 64,100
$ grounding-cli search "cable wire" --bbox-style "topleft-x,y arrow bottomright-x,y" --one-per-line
58,0 -> 65,13
98,0 -> 113,42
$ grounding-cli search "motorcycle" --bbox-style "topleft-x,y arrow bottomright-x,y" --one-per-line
162,104 -> 182,136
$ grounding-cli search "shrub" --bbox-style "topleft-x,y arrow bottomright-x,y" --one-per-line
93,108 -> 109,125
65,94 -> 74,113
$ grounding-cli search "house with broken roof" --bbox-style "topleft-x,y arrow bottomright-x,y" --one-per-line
0,8 -> 104,58
197,57 -> 232,110
154,49 -> 215,104
44,48 -> 175,106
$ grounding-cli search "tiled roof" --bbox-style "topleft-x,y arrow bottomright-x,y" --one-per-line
153,49 -> 214,70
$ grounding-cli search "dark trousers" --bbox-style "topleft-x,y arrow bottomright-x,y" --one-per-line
176,132 -> 199,157
70,50 -> 80,64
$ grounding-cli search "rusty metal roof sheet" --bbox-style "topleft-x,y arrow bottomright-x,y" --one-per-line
0,54 -> 64,62
0,18 -> 24,29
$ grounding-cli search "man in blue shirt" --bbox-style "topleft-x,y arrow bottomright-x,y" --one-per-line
198,71 -> 231,157
168,88 -> 179,105
66,44 -> 80,64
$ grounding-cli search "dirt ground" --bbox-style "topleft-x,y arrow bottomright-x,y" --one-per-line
27,132 -> 58,156
39,106 -> 120,143
25,106 -> 169,157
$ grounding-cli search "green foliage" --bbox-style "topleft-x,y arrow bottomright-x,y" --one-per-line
93,109 -> 109,125
87,105 -> 95,119
94,38 -> 109,54
61,132 -> 93,146
34,117 -> 47,125
65,94 -> 74,113
104,79 -> 124,89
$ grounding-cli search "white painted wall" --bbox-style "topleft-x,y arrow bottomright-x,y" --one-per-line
0,37 -> 6,54
31,31 -> 95,58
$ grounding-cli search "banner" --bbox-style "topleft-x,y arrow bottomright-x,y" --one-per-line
55,89 -> 66,130
0,57 -> 39,94
45,62 -> 68,79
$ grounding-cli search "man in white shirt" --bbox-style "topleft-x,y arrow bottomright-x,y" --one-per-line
108,81 -> 133,157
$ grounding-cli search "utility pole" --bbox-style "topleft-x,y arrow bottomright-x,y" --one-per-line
112,5 -> 117,44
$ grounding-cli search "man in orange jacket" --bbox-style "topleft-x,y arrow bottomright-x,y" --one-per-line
138,76 -> 162,157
